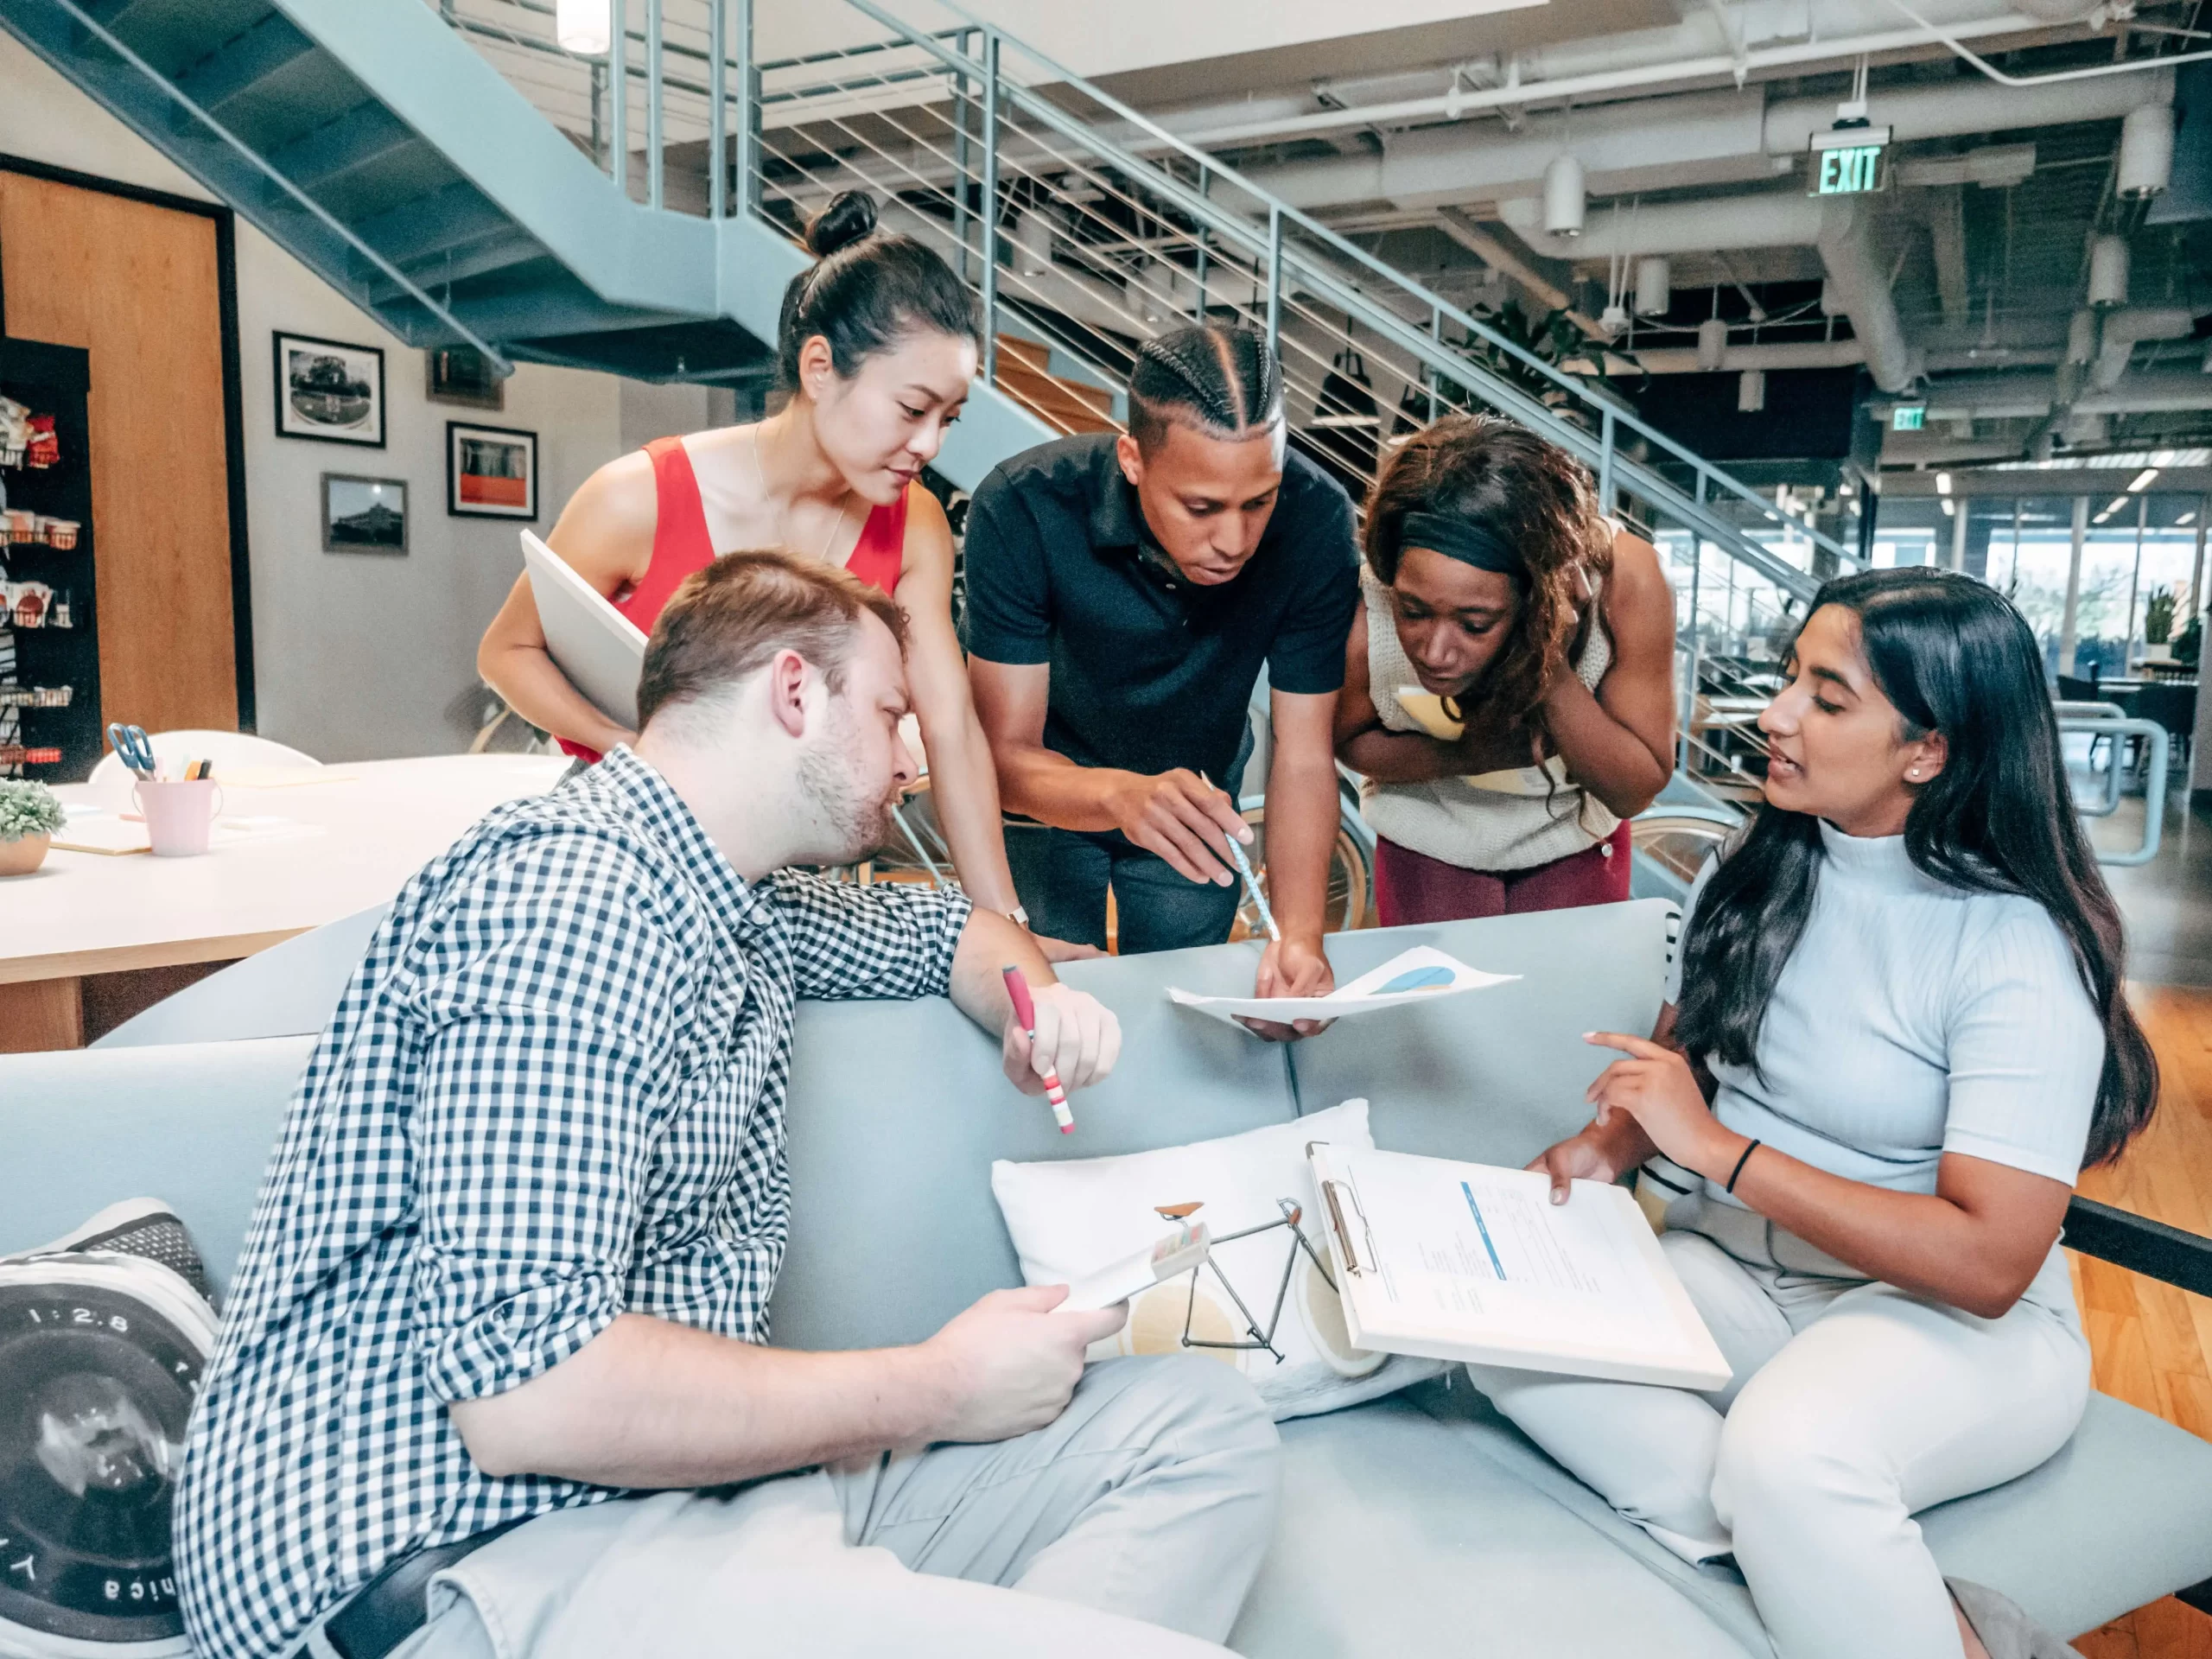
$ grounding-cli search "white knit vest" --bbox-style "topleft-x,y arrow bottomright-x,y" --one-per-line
1359,568 -> 1619,872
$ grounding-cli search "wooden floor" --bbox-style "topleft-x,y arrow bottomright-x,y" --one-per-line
2072,984 -> 2212,1657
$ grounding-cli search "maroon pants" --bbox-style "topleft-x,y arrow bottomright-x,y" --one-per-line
1373,820 -> 1633,926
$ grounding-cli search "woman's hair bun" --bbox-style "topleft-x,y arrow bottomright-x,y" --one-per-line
805,191 -> 879,258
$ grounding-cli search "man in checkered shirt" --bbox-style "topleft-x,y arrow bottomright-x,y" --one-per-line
175,552 -> 1280,1659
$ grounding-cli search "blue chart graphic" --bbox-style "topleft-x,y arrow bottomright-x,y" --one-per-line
1461,1182 -> 1507,1281
1379,965 -> 1456,994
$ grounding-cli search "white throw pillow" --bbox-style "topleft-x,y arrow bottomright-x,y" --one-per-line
990,1099 -> 1443,1420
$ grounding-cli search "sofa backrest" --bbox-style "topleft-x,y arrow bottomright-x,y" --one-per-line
0,1035 -> 314,1294
0,901 -> 1673,1340
767,900 -> 1675,1351
1290,901 -> 1674,1165
772,934 -> 1296,1351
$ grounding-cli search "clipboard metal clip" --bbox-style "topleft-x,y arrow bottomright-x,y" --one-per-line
1321,1178 -> 1371,1278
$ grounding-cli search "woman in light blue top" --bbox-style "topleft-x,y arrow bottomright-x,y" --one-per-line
1484,569 -> 2158,1659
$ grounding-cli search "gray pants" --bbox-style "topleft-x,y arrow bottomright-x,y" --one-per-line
1470,1199 -> 2089,1659
390,1356 -> 1279,1658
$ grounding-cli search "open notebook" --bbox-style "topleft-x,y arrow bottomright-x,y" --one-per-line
1308,1142 -> 1731,1390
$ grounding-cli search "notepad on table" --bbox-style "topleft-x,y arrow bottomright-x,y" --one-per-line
1307,1141 -> 1730,1389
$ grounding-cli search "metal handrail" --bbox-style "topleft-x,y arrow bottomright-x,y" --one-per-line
432,0 -> 1851,601
852,0 -> 1857,574
753,3 -> 1840,599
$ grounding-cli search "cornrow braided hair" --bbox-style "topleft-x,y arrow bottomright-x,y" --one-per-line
1126,323 -> 1285,452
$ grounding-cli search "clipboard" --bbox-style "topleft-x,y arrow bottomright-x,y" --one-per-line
1308,1141 -> 1730,1390
521,530 -> 647,733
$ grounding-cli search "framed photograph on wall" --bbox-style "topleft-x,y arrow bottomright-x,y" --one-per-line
274,332 -> 385,447
321,474 -> 408,556
447,421 -> 537,519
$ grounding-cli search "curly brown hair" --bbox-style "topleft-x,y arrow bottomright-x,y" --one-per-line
1363,413 -> 1613,734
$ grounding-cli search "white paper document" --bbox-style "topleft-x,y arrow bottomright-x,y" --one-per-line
522,530 -> 647,732
1308,1143 -> 1731,1389
1167,944 -> 1516,1026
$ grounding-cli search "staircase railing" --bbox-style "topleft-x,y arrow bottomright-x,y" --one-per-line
434,0 -> 1865,603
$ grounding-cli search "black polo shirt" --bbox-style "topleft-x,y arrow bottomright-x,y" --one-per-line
963,433 -> 1359,786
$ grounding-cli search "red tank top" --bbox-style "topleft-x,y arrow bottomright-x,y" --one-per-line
557,435 -> 909,760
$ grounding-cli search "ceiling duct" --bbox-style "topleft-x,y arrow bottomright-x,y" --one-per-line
1815,196 -> 1921,393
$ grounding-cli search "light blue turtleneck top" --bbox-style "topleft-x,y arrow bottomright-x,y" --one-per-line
1669,820 -> 2106,1311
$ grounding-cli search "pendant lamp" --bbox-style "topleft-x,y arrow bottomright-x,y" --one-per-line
556,0 -> 613,57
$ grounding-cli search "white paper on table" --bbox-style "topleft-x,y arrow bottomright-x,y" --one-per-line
51,814 -> 323,855
1166,944 -> 1516,1026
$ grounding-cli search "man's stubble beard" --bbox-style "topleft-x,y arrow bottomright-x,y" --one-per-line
796,696 -> 901,866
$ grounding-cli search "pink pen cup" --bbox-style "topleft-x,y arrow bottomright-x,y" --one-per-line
132,778 -> 225,856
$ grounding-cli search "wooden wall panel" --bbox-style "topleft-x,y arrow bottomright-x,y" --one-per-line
0,171 -> 237,733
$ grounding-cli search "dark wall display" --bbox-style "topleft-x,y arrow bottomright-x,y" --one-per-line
0,336 -> 99,782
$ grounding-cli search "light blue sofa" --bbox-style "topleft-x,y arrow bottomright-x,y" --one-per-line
6,899 -> 2212,1656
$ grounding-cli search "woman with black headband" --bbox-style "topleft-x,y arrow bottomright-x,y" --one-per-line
1332,414 -> 1677,924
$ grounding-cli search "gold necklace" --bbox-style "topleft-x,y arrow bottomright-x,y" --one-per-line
749,424 -> 853,565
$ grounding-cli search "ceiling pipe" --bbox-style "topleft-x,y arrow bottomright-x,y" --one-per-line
2090,307 -> 2197,391
1622,338 -> 1869,372
1816,195 -> 1922,393
1499,189 -> 1826,257
1919,370 -> 2212,417
1252,67 -> 2166,219
1153,0 -> 2085,153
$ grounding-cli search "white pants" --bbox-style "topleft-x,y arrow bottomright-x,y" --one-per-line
368,1356 -> 1279,1659
1470,1202 -> 2090,1659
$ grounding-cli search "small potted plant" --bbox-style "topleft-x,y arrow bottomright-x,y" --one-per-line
2143,586 -> 2177,664
0,778 -> 65,876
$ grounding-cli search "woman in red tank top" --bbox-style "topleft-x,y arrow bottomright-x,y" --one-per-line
480,191 -> 1068,949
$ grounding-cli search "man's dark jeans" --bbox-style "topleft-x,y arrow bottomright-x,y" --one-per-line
1005,824 -> 1243,955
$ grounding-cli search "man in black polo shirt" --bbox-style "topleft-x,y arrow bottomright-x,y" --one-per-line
966,324 -> 1358,1035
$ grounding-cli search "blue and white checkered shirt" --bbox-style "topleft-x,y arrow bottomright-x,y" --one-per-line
175,748 -> 970,1659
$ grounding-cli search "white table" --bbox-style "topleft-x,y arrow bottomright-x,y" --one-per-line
0,753 -> 569,1048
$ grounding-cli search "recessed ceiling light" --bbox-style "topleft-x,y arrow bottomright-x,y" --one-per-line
1936,473 -> 1954,495
2179,512 -> 2198,527
2128,467 -> 2159,493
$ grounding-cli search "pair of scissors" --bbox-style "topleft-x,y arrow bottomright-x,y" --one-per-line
106,722 -> 157,780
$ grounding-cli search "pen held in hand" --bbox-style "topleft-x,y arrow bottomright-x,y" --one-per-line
1001,964 -> 1075,1133
1198,772 -> 1279,942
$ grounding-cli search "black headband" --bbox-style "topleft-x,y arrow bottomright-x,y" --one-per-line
1399,512 -> 1523,575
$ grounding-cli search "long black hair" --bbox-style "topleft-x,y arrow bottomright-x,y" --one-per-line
776,190 -> 976,392
1675,568 -> 2157,1168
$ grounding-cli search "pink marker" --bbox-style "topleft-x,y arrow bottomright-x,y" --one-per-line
1002,964 -> 1076,1134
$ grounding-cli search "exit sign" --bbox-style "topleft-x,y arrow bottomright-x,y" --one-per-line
1891,404 -> 1926,431
1809,125 -> 1891,196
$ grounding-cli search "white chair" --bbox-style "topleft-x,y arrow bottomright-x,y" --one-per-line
88,728 -> 321,785
92,904 -> 388,1047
